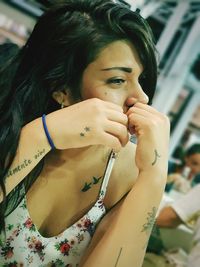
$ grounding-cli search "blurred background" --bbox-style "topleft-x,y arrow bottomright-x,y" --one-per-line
0,0 -> 200,265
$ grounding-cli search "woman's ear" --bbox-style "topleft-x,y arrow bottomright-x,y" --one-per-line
52,90 -> 72,107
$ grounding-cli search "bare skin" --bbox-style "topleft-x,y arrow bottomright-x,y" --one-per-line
156,206 -> 183,228
26,142 -> 138,237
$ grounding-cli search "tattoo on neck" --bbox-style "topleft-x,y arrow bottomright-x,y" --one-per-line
114,247 -> 123,267
151,149 -> 161,165
141,207 -> 157,235
80,126 -> 91,137
81,176 -> 102,192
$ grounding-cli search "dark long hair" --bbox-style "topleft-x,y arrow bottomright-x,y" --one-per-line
0,0 -> 157,233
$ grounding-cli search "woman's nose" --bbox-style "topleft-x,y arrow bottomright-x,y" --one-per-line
137,92 -> 149,104
126,83 -> 149,107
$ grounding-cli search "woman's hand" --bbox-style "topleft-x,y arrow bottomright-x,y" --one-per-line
126,102 -> 170,174
46,98 -> 129,151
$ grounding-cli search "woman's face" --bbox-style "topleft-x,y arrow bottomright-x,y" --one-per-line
185,153 -> 200,176
81,40 -> 149,112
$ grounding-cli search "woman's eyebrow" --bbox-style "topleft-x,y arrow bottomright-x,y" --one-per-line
101,67 -> 132,73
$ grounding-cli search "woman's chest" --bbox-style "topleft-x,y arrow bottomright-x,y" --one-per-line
26,165 -> 105,237
25,149 -> 137,237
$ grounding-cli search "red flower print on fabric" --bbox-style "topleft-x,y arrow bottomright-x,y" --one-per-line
84,218 -> 92,228
23,218 -> 35,231
0,244 -> 14,260
55,239 -> 71,256
60,243 -> 70,254
26,237 -> 45,261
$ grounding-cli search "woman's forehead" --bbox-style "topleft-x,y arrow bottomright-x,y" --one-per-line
89,40 -> 143,73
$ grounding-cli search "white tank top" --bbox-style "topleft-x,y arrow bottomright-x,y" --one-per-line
0,151 -> 116,266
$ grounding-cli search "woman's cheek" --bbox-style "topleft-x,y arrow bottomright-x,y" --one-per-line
103,90 -> 127,107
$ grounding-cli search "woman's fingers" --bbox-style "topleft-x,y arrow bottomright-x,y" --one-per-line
126,102 -> 163,117
98,98 -> 124,113
104,120 -> 129,147
106,110 -> 128,127
99,132 -> 122,152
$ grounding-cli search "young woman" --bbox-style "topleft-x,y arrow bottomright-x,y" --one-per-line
0,1 -> 170,266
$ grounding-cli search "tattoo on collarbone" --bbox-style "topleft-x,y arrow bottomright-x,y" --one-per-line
5,148 -> 46,179
80,126 -> 91,137
81,176 -> 102,192
81,182 -> 92,192
151,149 -> 161,166
141,207 -> 157,235
114,247 -> 123,267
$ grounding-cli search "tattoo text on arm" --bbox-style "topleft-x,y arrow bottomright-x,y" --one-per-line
141,207 -> 157,235
5,148 -> 46,178
114,247 -> 123,267
151,150 -> 161,166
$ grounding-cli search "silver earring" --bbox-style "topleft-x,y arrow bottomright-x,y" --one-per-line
61,102 -> 65,109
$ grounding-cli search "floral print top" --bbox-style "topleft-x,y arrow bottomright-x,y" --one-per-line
0,152 -> 116,267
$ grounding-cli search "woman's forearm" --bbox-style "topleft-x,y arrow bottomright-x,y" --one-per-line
82,169 -> 166,267
0,117 -> 51,202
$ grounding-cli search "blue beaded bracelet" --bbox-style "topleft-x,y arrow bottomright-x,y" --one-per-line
42,114 -> 56,150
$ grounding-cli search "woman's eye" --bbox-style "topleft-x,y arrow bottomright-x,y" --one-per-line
107,78 -> 125,85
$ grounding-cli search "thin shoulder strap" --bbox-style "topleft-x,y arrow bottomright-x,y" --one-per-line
98,150 -> 117,200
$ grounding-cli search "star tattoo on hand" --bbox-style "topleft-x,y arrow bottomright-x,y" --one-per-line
84,127 -> 90,132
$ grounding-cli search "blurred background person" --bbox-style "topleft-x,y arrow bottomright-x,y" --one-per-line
166,143 -> 200,193
156,184 -> 200,267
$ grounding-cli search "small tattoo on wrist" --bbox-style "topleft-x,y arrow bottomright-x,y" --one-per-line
152,149 -> 161,165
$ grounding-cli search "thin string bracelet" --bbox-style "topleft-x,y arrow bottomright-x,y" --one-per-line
42,114 -> 56,150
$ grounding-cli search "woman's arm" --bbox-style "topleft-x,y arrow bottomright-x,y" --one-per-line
81,170 -> 166,267
1,98 -> 129,202
81,101 -> 170,267
156,206 -> 182,228
0,117 -> 51,202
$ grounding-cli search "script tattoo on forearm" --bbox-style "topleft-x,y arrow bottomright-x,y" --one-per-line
141,207 -> 157,235
151,149 -> 161,166
80,126 -> 91,137
114,247 -> 123,267
5,148 -> 46,178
